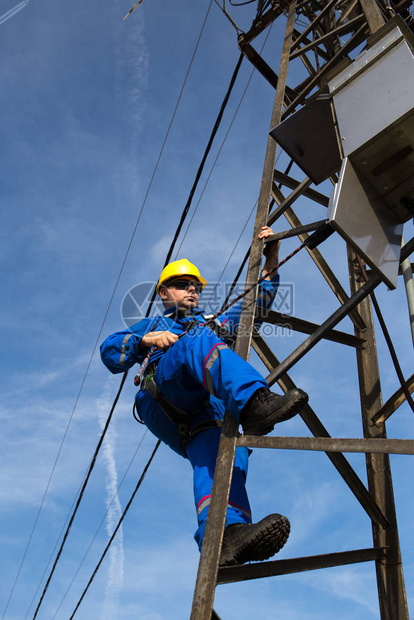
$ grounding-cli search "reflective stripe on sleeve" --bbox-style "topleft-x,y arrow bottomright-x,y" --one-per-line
119,333 -> 133,365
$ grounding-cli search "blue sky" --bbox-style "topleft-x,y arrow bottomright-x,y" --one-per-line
1,1 -> 413,618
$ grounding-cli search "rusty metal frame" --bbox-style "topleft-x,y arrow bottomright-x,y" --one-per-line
266,238 -> 413,384
373,373 -> 414,425
255,307 -> 364,347
217,547 -> 387,583
238,435 -> 414,454
190,2 -> 413,618
249,328 -> 390,527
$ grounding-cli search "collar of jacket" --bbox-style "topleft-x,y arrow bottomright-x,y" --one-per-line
163,306 -> 203,319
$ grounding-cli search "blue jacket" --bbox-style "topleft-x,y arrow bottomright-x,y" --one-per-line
100,274 -> 280,374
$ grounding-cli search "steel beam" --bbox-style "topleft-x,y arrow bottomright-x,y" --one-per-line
290,0 -> 338,51
237,435 -> 414,454
190,4 -> 413,618
265,236 -> 414,385
270,190 -> 366,330
217,547 -> 386,584
240,0 -> 291,44
238,39 -> 298,101
268,177 -> 313,225
348,246 -> 409,620
359,0 -> 386,33
255,307 -> 364,347
263,219 -> 327,240
251,329 -> 388,528
292,27 -> 330,61
282,23 -> 369,118
372,373 -> 414,425
273,170 -> 329,206
290,14 -> 366,59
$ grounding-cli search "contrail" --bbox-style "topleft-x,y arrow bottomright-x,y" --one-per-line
97,379 -> 125,619
0,0 -> 29,25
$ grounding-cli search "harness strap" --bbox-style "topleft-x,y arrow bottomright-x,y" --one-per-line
142,376 -> 222,449
145,377 -> 189,426
135,321 -> 227,448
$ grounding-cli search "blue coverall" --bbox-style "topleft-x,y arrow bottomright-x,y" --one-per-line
100,274 -> 279,548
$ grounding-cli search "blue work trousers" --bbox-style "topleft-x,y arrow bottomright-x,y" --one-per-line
135,325 -> 267,548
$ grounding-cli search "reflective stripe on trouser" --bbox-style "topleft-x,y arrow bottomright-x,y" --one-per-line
153,325 -> 267,421
133,395 -> 252,547
186,427 -> 252,550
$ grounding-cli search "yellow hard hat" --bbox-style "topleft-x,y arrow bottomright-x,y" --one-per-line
156,259 -> 207,294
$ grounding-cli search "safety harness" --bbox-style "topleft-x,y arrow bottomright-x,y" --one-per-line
134,360 -> 223,452
133,315 -> 228,452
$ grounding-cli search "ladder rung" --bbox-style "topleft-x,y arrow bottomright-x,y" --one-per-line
255,309 -> 364,348
237,435 -> 414,455
217,547 -> 386,584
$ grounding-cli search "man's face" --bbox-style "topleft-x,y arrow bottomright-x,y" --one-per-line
159,278 -> 202,310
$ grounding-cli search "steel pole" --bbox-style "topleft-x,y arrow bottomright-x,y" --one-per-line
401,234 -> 414,347
348,246 -> 409,620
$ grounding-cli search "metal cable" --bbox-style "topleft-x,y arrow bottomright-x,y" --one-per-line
144,51 -> 245,317
49,429 -> 149,619
174,19 -> 275,261
25,6 -> 289,617
17,6 -> 214,618
47,18 -> 272,615
68,440 -> 162,620
30,372 -> 128,620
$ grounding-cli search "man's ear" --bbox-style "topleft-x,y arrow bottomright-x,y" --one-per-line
159,286 -> 168,302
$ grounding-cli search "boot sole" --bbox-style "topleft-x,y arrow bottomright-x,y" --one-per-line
242,389 -> 308,436
220,515 -> 290,567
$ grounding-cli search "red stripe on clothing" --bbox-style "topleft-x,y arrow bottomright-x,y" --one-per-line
197,494 -> 211,511
228,500 -> 252,518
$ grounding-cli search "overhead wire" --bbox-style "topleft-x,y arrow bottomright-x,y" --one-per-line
25,3 -> 282,616
204,200 -> 256,312
61,49 -> 251,616
11,1 -> 411,618
24,476 -> 88,619
30,372 -> 128,620
55,7 -> 275,616
27,0 -> 264,614
10,4 -> 215,619
49,429 -> 150,619
174,20 -> 275,260
3,273 -> 132,620
217,152 -> 284,310
68,440 -> 162,620
52,39 -> 246,620
174,20 -> 276,314
143,51 -> 245,317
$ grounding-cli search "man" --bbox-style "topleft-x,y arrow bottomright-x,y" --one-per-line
100,226 -> 308,566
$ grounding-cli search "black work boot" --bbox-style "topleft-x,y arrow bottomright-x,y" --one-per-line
240,387 -> 308,436
219,514 -> 290,567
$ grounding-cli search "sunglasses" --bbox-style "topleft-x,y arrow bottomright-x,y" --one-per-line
167,279 -> 203,294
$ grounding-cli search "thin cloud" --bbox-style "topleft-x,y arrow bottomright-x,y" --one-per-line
97,378 -> 125,619
0,0 -> 28,26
